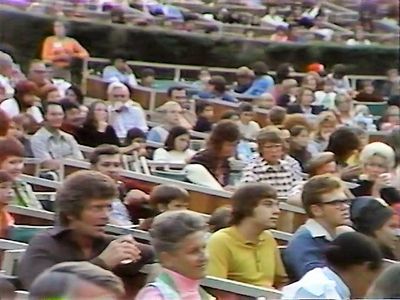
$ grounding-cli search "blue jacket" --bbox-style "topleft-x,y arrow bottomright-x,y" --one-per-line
244,75 -> 275,96
283,224 -> 331,281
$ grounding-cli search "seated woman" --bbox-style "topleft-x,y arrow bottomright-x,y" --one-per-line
288,125 -> 311,171
136,211 -> 211,300
350,142 -> 400,205
190,120 -> 240,187
308,111 -> 338,155
0,137 -> 43,209
379,105 -> 400,132
139,184 -> 189,231
153,126 -> 196,164
351,197 -> 397,260
0,171 -> 14,238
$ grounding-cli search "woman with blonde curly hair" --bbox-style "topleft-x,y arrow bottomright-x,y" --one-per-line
308,111 -> 337,155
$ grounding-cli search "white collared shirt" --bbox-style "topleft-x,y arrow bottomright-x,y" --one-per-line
0,98 -> 43,123
109,101 -> 148,138
304,219 -> 334,242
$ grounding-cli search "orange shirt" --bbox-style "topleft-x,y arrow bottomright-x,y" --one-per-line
41,36 -> 89,68
0,209 -> 14,238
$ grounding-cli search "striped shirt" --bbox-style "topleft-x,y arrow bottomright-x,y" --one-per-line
241,157 -> 299,199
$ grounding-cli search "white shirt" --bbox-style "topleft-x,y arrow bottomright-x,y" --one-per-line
314,91 -> 337,110
0,74 -> 14,99
237,120 -> 260,140
153,148 -> 195,164
0,98 -> 43,123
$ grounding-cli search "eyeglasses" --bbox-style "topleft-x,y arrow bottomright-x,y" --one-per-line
320,198 -> 351,207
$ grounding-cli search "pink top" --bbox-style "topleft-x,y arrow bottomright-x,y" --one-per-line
135,268 -> 202,300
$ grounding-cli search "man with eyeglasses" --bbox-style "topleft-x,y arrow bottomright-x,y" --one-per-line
241,130 -> 300,199
107,82 -> 148,139
284,175 -> 351,281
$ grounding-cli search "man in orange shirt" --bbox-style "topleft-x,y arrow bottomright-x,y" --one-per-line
41,21 -> 89,81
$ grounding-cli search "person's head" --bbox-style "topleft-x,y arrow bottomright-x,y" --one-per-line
231,183 -> 279,229
167,86 -> 187,104
206,75 -> 227,94
149,184 -> 190,213
351,197 -> 397,253
44,101 -> 65,129
326,127 -> 361,163
0,137 -> 24,180
198,68 -> 211,84
238,102 -> 255,124
268,106 -> 286,126
195,101 -> 214,120
251,61 -> 269,77
254,93 -> 275,109
0,171 -> 14,207
360,142 -> 395,180
8,113 -> 37,139
207,120 -> 240,158
29,261 -> 124,299
276,63 -> 294,83
111,52 -> 128,71
65,85 -> 84,105
387,68 -> 399,81
157,101 -> 183,126
301,74 -> 318,91
257,130 -> 284,164
273,25 -> 288,36
208,206 -> 232,233
314,111 -> 337,141
296,87 -> 314,106
326,232 -> 383,299
367,264 -> 400,299
386,129 -> 400,166
164,126 -> 190,152
107,82 -> 130,104
332,64 -> 347,79
220,110 -> 239,121
383,105 -> 400,124
305,152 -> 338,177
89,144 -> 122,181
60,99 -> 82,127
323,78 -> 335,93
236,66 -> 254,86
289,125 -> 310,149
44,86 -> 62,103
140,68 -> 155,87
361,80 -> 375,94
282,113 -> 311,132
0,51 -> 13,77
150,211 -> 207,279
126,127 -> 146,146
302,175 -> 349,226
84,100 -> 108,129
53,20 -> 67,37
27,60 -> 48,85
56,170 -> 118,236
281,78 -> 298,95
14,80 -> 38,109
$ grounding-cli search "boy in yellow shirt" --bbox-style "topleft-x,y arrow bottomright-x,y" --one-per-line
206,183 -> 288,288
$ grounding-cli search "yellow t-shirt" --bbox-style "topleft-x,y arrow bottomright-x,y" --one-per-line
206,226 -> 287,287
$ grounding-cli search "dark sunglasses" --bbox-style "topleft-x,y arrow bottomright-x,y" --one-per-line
320,198 -> 351,207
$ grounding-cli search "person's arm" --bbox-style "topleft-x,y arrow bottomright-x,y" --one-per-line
153,148 -> 168,161
68,136 -> 84,160
18,234 -> 59,289
206,233 -> 230,279
31,134 -> 53,162
273,245 -> 289,289
72,39 -> 89,59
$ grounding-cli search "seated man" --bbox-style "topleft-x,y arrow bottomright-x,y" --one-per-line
107,82 -> 148,139
31,101 -> 83,172
102,54 -> 137,87
197,75 -> 237,103
147,101 -> 182,144
166,86 -> 196,129
18,170 -> 154,289
207,183 -> 287,288
284,175 -> 350,281
241,130 -> 299,199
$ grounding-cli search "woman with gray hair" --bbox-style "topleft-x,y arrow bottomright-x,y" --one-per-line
350,142 -> 400,206
29,261 -> 125,299
136,210 -> 213,300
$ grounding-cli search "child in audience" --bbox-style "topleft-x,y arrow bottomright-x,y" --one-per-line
0,171 -> 14,238
193,101 -> 214,132
237,102 -> 260,141
139,184 -> 189,230
140,68 -> 155,88
208,205 -> 232,233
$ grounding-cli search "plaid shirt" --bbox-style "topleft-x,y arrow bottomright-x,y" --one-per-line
241,157 -> 299,199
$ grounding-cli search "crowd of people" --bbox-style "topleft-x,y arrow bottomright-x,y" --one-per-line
0,1 -> 399,299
